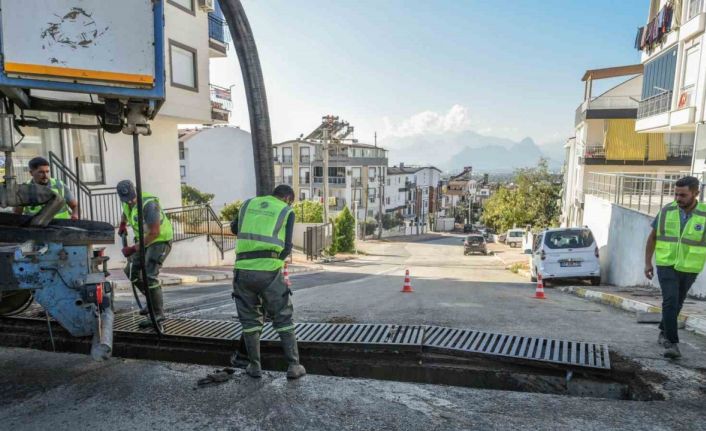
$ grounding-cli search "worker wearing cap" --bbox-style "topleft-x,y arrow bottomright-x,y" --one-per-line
13,156 -> 79,220
645,176 -> 706,359
117,180 -> 173,328
230,184 -> 305,379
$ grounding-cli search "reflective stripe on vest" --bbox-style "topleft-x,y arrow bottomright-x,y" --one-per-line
655,201 -> 706,273
235,196 -> 292,271
122,193 -> 174,244
23,178 -> 71,219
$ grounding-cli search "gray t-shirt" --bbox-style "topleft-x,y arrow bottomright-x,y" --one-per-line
143,201 -> 161,225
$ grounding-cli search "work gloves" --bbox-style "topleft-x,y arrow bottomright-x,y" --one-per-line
121,245 -> 137,258
118,221 -> 128,236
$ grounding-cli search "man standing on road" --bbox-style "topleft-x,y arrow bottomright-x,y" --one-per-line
117,180 -> 174,328
13,156 -> 79,220
230,185 -> 306,379
645,176 -> 706,359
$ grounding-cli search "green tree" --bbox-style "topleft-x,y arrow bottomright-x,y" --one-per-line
480,159 -> 560,233
181,184 -> 214,206
220,200 -> 243,222
292,200 -> 323,223
334,206 -> 355,253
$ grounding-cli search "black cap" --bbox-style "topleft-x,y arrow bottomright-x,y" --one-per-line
116,180 -> 137,203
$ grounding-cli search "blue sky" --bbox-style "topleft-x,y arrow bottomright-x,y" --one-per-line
211,0 -> 647,146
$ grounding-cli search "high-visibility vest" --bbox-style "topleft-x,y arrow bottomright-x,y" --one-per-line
655,201 -> 706,273
23,178 -> 71,219
122,192 -> 174,245
235,195 -> 292,271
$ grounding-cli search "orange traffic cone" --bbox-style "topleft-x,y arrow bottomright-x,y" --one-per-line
401,269 -> 414,293
535,274 -> 546,299
283,263 -> 291,287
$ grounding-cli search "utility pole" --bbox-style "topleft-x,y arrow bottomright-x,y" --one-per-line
322,120 -> 330,224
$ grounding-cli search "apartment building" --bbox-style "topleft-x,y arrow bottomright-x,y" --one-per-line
8,0 -> 233,210
563,65 -> 692,227
273,136 -> 388,221
634,0 -> 706,174
385,165 -> 418,218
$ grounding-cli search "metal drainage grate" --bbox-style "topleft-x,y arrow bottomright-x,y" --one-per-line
113,314 -> 242,340
261,322 -> 424,345
423,326 -> 610,370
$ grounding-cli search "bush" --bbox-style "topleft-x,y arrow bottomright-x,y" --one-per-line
333,206 -> 355,253
181,184 -> 214,206
292,200 -> 323,223
220,200 -> 243,222
363,218 -> 378,235
382,213 -> 403,230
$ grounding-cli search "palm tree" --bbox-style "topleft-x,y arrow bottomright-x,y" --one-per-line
220,0 -> 273,196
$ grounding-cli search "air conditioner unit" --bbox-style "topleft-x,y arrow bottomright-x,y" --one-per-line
199,0 -> 215,12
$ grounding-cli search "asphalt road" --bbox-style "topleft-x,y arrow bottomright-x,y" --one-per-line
4,235 -> 706,430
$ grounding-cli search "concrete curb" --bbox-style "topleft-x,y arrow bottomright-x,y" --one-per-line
109,265 -> 323,291
559,285 -> 706,337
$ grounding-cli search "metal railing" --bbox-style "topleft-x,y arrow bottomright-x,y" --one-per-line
583,146 -> 606,159
300,155 -> 311,164
585,172 -> 695,216
637,91 -> 673,119
282,156 -> 293,164
313,176 -> 346,185
208,14 -> 229,45
164,205 -> 236,258
582,143 -> 692,161
48,152 -> 122,226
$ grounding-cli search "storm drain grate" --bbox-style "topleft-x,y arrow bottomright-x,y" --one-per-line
10,312 -> 611,370
423,326 -> 610,370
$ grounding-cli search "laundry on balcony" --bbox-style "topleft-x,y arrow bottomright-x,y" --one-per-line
636,3 -> 674,52
603,119 -> 666,161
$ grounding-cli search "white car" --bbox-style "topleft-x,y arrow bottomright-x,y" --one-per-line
505,228 -> 525,247
530,227 -> 601,285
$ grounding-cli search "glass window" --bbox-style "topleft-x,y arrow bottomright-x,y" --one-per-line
641,47 -> 677,99
283,167 -> 293,185
300,146 -> 310,163
68,115 -> 104,184
368,167 -> 377,181
300,167 -> 310,184
179,142 -> 185,160
169,40 -> 198,91
683,45 -> 700,90
689,0 -> 703,20
12,111 -> 61,183
282,147 -> 292,163
544,229 -> 594,249
180,166 -> 186,178
168,0 -> 194,13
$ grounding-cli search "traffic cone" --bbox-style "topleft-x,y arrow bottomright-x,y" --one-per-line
401,269 -> 413,293
535,274 -> 546,299
283,263 -> 291,287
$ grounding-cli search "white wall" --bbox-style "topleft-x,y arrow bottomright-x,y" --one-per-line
183,126 -> 256,211
584,194 -> 706,298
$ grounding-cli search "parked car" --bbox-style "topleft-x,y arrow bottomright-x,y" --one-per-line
463,234 -> 488,255
530,227 -> 601,285
505,228 -> 525,248
463,224 -> 474,233
497,232 -> 507,243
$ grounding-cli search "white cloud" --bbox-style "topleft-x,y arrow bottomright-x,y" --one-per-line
382,104 -> 472,137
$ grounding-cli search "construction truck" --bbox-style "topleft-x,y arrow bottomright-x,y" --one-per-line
0,0 -> 168,359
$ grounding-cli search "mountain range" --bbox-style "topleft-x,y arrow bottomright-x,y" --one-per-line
381,131 -> 565,173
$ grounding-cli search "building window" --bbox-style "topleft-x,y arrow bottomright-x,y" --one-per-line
300,167 -> 310,185
180,166 -> 186,178
688,0 -> 703,21
283,167 -> 293,185
386,197 -> 390,205
14,111 -> 61,183
169,40 -> 198,92
67,114 -> 104,184
273,147 -> 279,162
368,167 -> 377,181
682,45 -> 700,91
282,147 -> 292,163
168,0 -> 195,15
179,142 -> 185,161
641,46 -> 677,100
300,146 -> 310,164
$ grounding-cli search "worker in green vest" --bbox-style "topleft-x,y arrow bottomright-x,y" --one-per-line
230,185 -> 305,379
13,156 -> 78,220
117,180 -> 174,328
645,176 -> 706,359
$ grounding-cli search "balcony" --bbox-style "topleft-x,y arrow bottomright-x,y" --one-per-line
582,142 -> 692,165
313,176 -> 346,187
210,84 -> 232,123
575,96 -> 639,126
637,91 -> 672,119
208,14 -> 228,57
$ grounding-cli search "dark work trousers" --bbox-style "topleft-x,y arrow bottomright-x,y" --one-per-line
233,269 -> 294,334
657,266 -> 698,343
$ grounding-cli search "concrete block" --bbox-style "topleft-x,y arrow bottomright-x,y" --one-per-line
211,273 -> 228,281
162,273 -> 198,284
195,274 -> 215,282
636,311 -> 662,324
160,277 -> 182,286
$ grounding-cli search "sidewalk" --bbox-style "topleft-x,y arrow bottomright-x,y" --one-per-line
109,262 -> 323,291
560,284 -> 706,337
